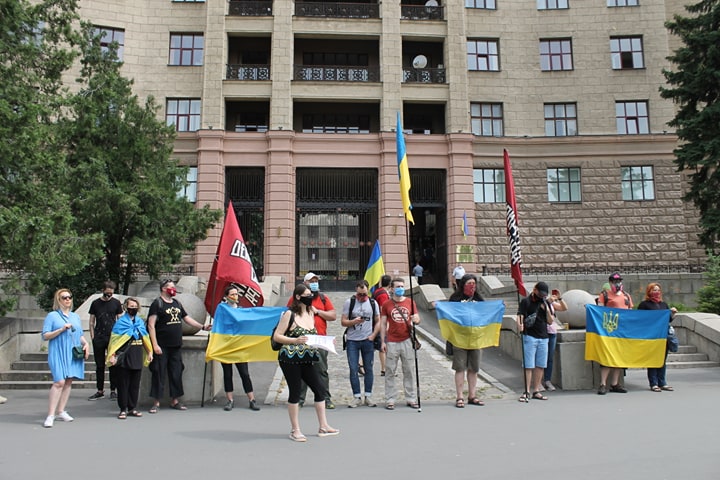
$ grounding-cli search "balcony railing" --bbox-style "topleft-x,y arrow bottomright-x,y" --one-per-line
226,64 -> 271,81
228,0 -> 273,16
295,2 -> 380,19
402,67 -> 446,83
400,4 -> 444,20
294,65 -> 380,82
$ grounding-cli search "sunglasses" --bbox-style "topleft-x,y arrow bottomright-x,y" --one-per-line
160,278 -> 174,287
61,295 -> 73,300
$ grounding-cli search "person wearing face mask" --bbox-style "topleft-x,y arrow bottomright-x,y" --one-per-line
596,272 -> 633,395
286,272 -> 337,409
107,298 -> 153,419
341,279 -> 381,408
219,284 -> 260,412
87,280 -> 124,401
638,283 -> 677,392
147,279 -> 210,413
380,278 -> 420,410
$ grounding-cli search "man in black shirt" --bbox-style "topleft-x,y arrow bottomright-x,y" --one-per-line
147,279 -> 209,412
87,281 -> 124,400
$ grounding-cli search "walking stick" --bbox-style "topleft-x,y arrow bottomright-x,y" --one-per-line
201,360 -> 209,407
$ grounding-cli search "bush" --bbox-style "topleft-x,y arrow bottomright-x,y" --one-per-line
697,253 -> 720,315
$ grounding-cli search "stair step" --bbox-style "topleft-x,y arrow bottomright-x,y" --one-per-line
666,360 -> 720,369
676,345 -> 697,354
0,371 -> 98,381
0,380 -> 106,390
667,352 -> 709,363
20,353 -> 97,362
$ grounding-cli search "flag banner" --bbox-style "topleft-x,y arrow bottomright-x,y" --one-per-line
503,149 -> 526,296
585,304 -> 670,368
204,202 -> 264,315
364,240 -> 385,293
435,300 -> 505,350
396,112 -> 414,224
205,303 -> 287,363
461,210 -> 469,238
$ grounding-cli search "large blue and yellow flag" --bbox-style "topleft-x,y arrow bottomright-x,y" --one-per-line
585,304 -> 669,368
396,112 -> 414,224
364,240 -> 385,293
206,303 -> 287,363
436,300 -> 505,350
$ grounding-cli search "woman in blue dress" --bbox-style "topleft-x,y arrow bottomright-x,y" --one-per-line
41,288 -> 88,428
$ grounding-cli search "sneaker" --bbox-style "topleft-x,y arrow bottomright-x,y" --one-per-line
0,394 -> 7,404
348,397 -> 362,408
544,381 -> 556,392
364,397 -> 377,407
249,399 -> 260,411
43,415 -> 54,428
109,391 -> 118,400
56,411 -> 74,422
597,384 -> 608,395
223,400 -> 234,412
87,391 -> 104,401
610,384 -> 628,393
325,400 -> 335,410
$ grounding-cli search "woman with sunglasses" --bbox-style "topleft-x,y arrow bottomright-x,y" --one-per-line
41,289 -> 88,428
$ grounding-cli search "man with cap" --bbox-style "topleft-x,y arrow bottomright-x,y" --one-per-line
516,281 -> 565,402
287,273 -> 337,408
596,272 -> 633,395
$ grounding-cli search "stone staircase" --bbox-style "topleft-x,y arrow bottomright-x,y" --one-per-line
666,344 -> 720,369
0,352 -> 106,390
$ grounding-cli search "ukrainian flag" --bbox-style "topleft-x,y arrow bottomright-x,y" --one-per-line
206,303 -> 287,363
436,300 -> 505,350
461,210 -> 469,237
585,304 -> 669,368
364,240 -> 385,293
396,112 -> 414,224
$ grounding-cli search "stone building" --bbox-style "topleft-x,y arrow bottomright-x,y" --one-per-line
73,0 -> 705,289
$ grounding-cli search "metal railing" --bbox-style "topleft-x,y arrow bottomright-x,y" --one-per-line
294,65 -> 380,82
294,2 -> 380,18
400,4 -> 444,20
402,67 -> 446,84
226,64 -> 271,81
228,0 -> 273,16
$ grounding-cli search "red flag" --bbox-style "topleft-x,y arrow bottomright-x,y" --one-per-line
204,202 -> 264,315
504,149 -> 527,296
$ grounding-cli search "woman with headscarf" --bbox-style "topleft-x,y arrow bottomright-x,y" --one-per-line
638,283 -> 677,392
107,297 -> 153,419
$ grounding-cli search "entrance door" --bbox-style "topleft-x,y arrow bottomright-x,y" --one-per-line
409,170 -> 447,287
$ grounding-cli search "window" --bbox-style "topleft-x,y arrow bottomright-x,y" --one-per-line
544,103 -> 578,136
467,39 -> 500,71
616,101 -> 649,134
610,36 -> 644,69
608,0 -> 638,6
473,169 -> 505,203
537,0 -> 568,9
166,99 -> 201,132
547,167 -> 581,202
178,167 -> 198,202
621,166 -> 655,201
169,33 -> 204,66
470,103 -> 503,136
466,0 -> 496,8
93,26 -> 124,60
540,39 -> 573,71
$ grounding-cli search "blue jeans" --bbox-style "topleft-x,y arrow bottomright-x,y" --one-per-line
346,339 -> 375,396
544,333 -> 557,383
647,349 -> 669,387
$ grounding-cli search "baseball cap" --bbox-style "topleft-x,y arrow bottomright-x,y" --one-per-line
535,282 -> 549,296
609,272 -> 623,281
303,272 -> 320,282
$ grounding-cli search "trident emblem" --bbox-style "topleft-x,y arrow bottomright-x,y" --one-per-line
602,312 -> 619,334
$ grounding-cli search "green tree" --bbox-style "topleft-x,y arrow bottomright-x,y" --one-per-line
52,25 -> 221,297
661,0 -> 720,253
697,253 -> 720,314
0,0 -> 102,314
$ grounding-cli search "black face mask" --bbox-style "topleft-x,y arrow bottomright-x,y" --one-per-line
299,296 -> 313,307
127,308 -> 138,317
103,292 -> 113,299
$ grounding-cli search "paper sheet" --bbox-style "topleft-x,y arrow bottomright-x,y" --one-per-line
305,335 -> 337,354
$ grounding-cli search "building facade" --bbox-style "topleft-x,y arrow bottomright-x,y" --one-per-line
76,0 -> 704,288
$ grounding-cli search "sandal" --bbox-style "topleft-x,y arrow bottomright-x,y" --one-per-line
455,398 -> 465,408
129,410 -> 143,417
468,397 -> 485,406
406,402 -> 419,409
380,370 -> 386,377
358,365 -> 365,376
660,385 -> 674,391
170,402 -> 187,410
385,403 -> 395,410
518,392 -> 529,403
318,427 -> 340,437
117,411 -> 127,420
531,391 -> 548,401
289,430 -> 307,442
651,385 -> 662,392
148,405 -> 158,414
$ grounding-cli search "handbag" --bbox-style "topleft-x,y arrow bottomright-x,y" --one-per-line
270,312 -> 294,351
111,340 -> 132,367
445,340 -> 454,356
72,345 -> 84,360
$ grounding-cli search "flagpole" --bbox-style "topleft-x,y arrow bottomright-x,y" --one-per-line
201,271 -> 219,408
404,221 -> 422,413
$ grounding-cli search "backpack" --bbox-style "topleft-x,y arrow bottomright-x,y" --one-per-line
597,290 -> 631,307
342,296 -> 378,351
270,312 -> 294,351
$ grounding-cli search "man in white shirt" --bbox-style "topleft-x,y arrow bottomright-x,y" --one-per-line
452,264 -> 465,291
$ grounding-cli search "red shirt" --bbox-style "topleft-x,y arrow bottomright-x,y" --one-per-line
380,297 -> 417,343
286,293 -> 334,335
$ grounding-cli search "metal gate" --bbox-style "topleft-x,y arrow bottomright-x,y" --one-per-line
296,169 -> 378,290
226,167 -> 265,278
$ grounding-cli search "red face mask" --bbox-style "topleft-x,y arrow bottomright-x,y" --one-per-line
166,287 -> 177,297
356,292 -> 368,301
463,284 -> 476,297
650,291 -> 661,302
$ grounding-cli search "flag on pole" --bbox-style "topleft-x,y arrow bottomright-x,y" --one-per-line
396,112 -> 414,224
364,240 -> 385,293
585,304 -> 669,368
461,210 -> 469,238
436,301 -> 505,350
503,149 -> 527,296
204,202 -> 265,315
